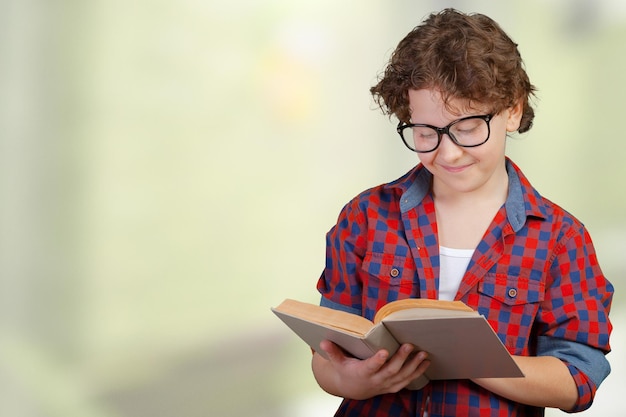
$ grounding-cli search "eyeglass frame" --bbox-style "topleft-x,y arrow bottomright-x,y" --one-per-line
396,114 -> 494,153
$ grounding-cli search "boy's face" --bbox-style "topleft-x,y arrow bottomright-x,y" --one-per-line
407,88 -> 522,198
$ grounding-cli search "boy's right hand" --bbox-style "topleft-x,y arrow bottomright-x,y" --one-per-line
312,340 -> 430,400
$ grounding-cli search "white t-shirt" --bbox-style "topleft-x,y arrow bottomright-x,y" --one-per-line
438,246 -> 474,301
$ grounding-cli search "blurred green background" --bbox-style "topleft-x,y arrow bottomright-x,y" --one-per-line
0,0 -> 624,416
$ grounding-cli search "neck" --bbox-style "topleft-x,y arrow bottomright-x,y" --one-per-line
433,162 -> 509,206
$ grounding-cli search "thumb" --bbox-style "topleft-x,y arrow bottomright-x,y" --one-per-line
319,340 -> 346,363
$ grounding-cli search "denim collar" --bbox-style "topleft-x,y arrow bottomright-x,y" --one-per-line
394,159 -> 540,233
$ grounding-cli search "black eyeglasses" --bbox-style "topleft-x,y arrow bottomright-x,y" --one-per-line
396,114 -> 493,153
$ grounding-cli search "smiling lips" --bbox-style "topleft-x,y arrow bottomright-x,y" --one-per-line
440,163 -> 472,173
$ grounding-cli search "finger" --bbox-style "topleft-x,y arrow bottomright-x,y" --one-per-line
319,340 -> 345,363
363,348 -> 389,373
384,348 -> 425,381
382,344 -> 415,374
408,351 -> 429,372
415,356 -> 430,374
378,350 -> 428,393
404,351 -> 430,381
408,350 -> 428,365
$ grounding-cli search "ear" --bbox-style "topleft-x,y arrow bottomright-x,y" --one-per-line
505,101 -> 524,132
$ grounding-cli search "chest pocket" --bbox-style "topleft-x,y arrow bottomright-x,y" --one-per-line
477,273 -> 546,354
361,251 -> 417,295
478,273 -> 545,306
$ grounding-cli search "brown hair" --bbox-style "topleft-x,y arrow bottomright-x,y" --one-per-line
370,9 -> 536,133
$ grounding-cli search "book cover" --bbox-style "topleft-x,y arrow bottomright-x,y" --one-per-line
272,298 -> 523,388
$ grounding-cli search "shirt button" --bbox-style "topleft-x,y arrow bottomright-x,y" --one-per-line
390,268 -> 400,278
508,288 -> 518,298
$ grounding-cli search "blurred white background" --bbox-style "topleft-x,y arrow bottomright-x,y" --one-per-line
0,0 -> 624,416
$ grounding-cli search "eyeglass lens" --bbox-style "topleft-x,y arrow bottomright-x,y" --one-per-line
401,116 -> 490,152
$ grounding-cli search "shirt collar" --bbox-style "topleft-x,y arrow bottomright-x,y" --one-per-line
390,159 -> 547,232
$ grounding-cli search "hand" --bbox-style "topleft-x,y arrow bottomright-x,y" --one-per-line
313,340 -> 430,400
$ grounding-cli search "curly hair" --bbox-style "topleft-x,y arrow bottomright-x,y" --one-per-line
370,9 -> 536,133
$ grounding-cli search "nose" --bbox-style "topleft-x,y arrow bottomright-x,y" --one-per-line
436,132 -> 464,159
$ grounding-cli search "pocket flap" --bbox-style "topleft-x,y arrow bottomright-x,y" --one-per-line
362,252 -> 412,283
479,274 -> 545,306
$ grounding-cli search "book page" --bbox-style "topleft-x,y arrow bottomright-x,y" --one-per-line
383,307 -> 478,321
374,298 -> 474,324
273,299 -> 373,336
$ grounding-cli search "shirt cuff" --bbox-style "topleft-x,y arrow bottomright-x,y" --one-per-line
537,336 -> 611,411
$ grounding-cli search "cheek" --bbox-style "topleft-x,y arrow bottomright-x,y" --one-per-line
417,153 -> 432,165
417,153 -> 434,167
491,119 -> 510,140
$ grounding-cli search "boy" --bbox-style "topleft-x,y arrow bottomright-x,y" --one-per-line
312,9 -> 613,416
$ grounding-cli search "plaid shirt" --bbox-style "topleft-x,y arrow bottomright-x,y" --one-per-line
317,159 -> 613,417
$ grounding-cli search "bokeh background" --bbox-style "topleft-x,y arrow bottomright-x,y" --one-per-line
0,0 -> 624,416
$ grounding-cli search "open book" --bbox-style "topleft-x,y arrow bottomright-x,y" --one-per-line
272,298 -> 523,389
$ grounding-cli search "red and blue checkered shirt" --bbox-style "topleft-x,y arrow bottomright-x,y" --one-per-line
317,159 -> 613,417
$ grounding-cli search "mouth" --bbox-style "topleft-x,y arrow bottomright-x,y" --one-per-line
440,163 -> 472,174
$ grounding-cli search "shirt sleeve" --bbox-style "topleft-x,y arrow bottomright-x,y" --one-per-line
538,222 -> 613,411
316,197 -> 367,315
565,364 -> 596,413
537,336 -> 610,412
